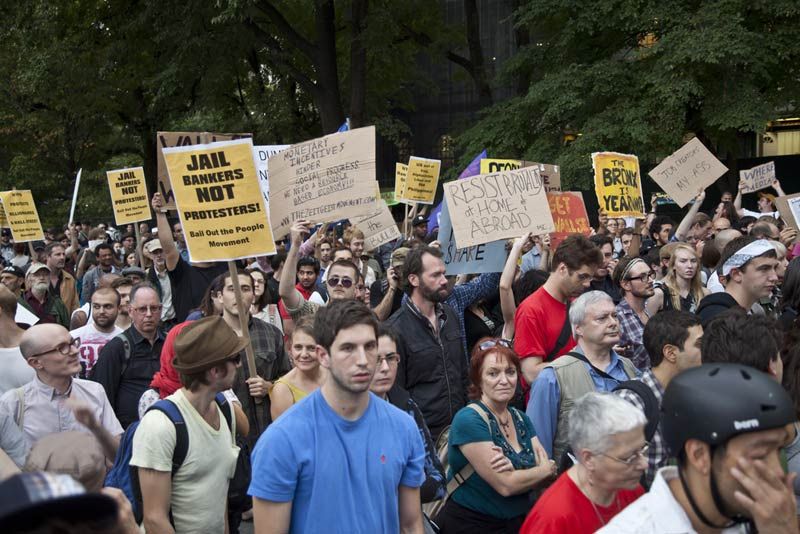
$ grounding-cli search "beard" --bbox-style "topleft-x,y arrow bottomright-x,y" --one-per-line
420,283 -> 448,303
31,282 -> 49,297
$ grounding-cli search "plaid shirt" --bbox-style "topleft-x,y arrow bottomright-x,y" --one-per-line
614,369 -> 666,488
616,299 -> 650,370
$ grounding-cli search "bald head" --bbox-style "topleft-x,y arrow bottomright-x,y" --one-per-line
20,324 -> 69,359
714,229 -> 743,252
98,273 -> 122,289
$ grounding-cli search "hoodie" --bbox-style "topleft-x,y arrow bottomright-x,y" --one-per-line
696,292 -> 743,325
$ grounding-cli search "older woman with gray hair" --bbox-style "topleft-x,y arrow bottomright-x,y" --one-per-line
520,392 -> 648,533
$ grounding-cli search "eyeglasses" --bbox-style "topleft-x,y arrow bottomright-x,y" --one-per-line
327,276 -> 354,288
626,272 -> 655,283
479,338 -> 512,351
28,337 -> 81,359
599,443 -> 650,465
132,304 -> 163,315
377,352 -> 400,365
226,354 -> 242,365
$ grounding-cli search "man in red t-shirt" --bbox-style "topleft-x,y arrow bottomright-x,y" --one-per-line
514,235 -> 602,390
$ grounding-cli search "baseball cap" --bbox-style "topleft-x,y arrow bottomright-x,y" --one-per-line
25,263 -> 50,276
144,239 -> 163,253
1,265 -> 24,278
0,472 -> 118,531
412,215 -> 429,227
121,266 -> 146,278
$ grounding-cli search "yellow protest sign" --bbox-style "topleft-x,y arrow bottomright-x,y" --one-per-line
268,126 -> 379,239
0,190 -> 44,242
106,167 -> 151,225
395,163 -> 409,203
0,202 -> 7,228
592,152 -> 645,217
157,131 -> 252,210
163,139 -> 276,262
404,157 -> 441,204
480,159 -> 521,174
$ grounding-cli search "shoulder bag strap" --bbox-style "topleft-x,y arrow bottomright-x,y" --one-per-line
546,301 -> 572,361
15,387 -> 24,429
445,403 -> 492,495
565,351 -> 618,381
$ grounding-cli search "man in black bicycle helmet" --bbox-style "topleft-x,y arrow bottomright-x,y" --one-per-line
599,363 -> 797,533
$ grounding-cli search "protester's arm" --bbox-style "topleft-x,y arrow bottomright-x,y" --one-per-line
151,193 -> 179,270
459,439 -> 553,496
68,399 -> 120,460
269,383 -> 295,422
644,287 -> 664,317
253,498 -> 292,534
539,235 -> 551,271
773,178 -> 787,197
398,486 -> 423,534
448,272 -> 501,316
233,402 -> 249,437
138,468 -> 175,534
526,369 -> 559,458
734,180 -> 745,214
100,487 -> 142,534
674,191 -> 705,241
373,267 -> 400,321
64,223 -> 80,259
279,221 -> 310,311
297,224 -> 327,257
80,270 -> 94,305
500,235 -> 529,339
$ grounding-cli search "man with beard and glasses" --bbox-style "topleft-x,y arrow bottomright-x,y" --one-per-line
70,288 -> 123,378
19,263 -> 69,327
528,291 -> 638,463
613,257 -> 656,370
385,245 -> 468,439
249,300 -> 425,534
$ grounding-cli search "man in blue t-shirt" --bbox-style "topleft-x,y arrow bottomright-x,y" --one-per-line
249,299 -> 426,534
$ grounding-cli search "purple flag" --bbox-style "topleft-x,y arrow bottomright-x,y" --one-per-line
428,150 -> 487,231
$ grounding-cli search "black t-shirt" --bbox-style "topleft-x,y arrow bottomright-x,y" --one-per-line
370,279 -> 403,316
168,256 -> 227,322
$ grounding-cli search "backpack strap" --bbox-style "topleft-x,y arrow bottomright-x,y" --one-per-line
147,400 -> 189,475
613,380 -> 659,442
446,403 -> 492,494
545,301 -> 572,361
116,329 -> 135,380
15,387 -> 24,430
214,392 -> 236,446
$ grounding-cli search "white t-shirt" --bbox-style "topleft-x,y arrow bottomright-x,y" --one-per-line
130,389 -> 239,534
70,322 -> 123,376
0,347 -> 34,395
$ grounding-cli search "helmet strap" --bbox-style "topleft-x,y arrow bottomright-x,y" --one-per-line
677,455 -> 737,530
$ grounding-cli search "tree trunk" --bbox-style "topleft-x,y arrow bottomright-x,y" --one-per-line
314,0 -> 345,133
349,0 -> 368,129
463,0 -> 492,108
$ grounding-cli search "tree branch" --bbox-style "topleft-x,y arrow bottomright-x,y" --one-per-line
254,0 -> 316,60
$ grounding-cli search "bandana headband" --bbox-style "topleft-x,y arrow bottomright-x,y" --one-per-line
721,240 -> 776,276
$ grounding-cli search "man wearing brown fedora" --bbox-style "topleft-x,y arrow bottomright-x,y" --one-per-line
131,315 -> 244,534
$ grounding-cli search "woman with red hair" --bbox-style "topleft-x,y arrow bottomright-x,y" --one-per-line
435,339 -> 556,533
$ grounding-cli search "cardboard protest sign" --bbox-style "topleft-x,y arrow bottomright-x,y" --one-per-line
352,201 -> 402,251
253,144 -> 290,208
648,137 -> 728,208
157,131 -> 253,210
592,152 -> 644,217
547,191 -> 591,249
394,163 -> 409,203
268,126 -> 379,239
739,161 -> 776,194
439,197 -> 506,275
443,166 -> 555,249
162,138 -> 276,262
106,167 -> 151,225
0,190 -> 44,242
776,193 -> 800,232
0,202 -> 7,228
403,157 -> 441,204
480,159 -> 561,192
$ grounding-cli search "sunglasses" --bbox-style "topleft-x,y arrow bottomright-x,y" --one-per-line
226,354 -> 242,365
479,338 -> 512,351
327,276 -> 354,288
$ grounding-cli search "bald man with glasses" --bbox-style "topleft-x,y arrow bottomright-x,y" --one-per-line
0,323 -> 123,461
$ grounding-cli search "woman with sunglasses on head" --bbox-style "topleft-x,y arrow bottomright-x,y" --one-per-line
645,243 -> 708,316
435,338 -> 556,534
269,317 -> 326,421
521,392 -> 647,533
370,325 -> 447,507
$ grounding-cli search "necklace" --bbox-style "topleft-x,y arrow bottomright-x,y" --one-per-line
484,402 -> 512,439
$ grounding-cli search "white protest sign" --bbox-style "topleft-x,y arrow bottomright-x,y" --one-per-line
648,137 -> 728,208
69,168 -> 82,225
739,161 -> 776,194
443,166 -> 555,249
776,193 -> 800,232
268,126 -> 379,239
439,197 -> 506,275
253,144 -> 290,207
352,200 -> 402,251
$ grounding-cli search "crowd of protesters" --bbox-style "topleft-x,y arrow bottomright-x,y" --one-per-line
1,177 -> 800,534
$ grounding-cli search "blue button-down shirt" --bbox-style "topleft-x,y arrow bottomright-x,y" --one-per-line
526,346 -> 634,458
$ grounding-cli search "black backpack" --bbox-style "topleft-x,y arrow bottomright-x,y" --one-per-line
613,379 -> 660,442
